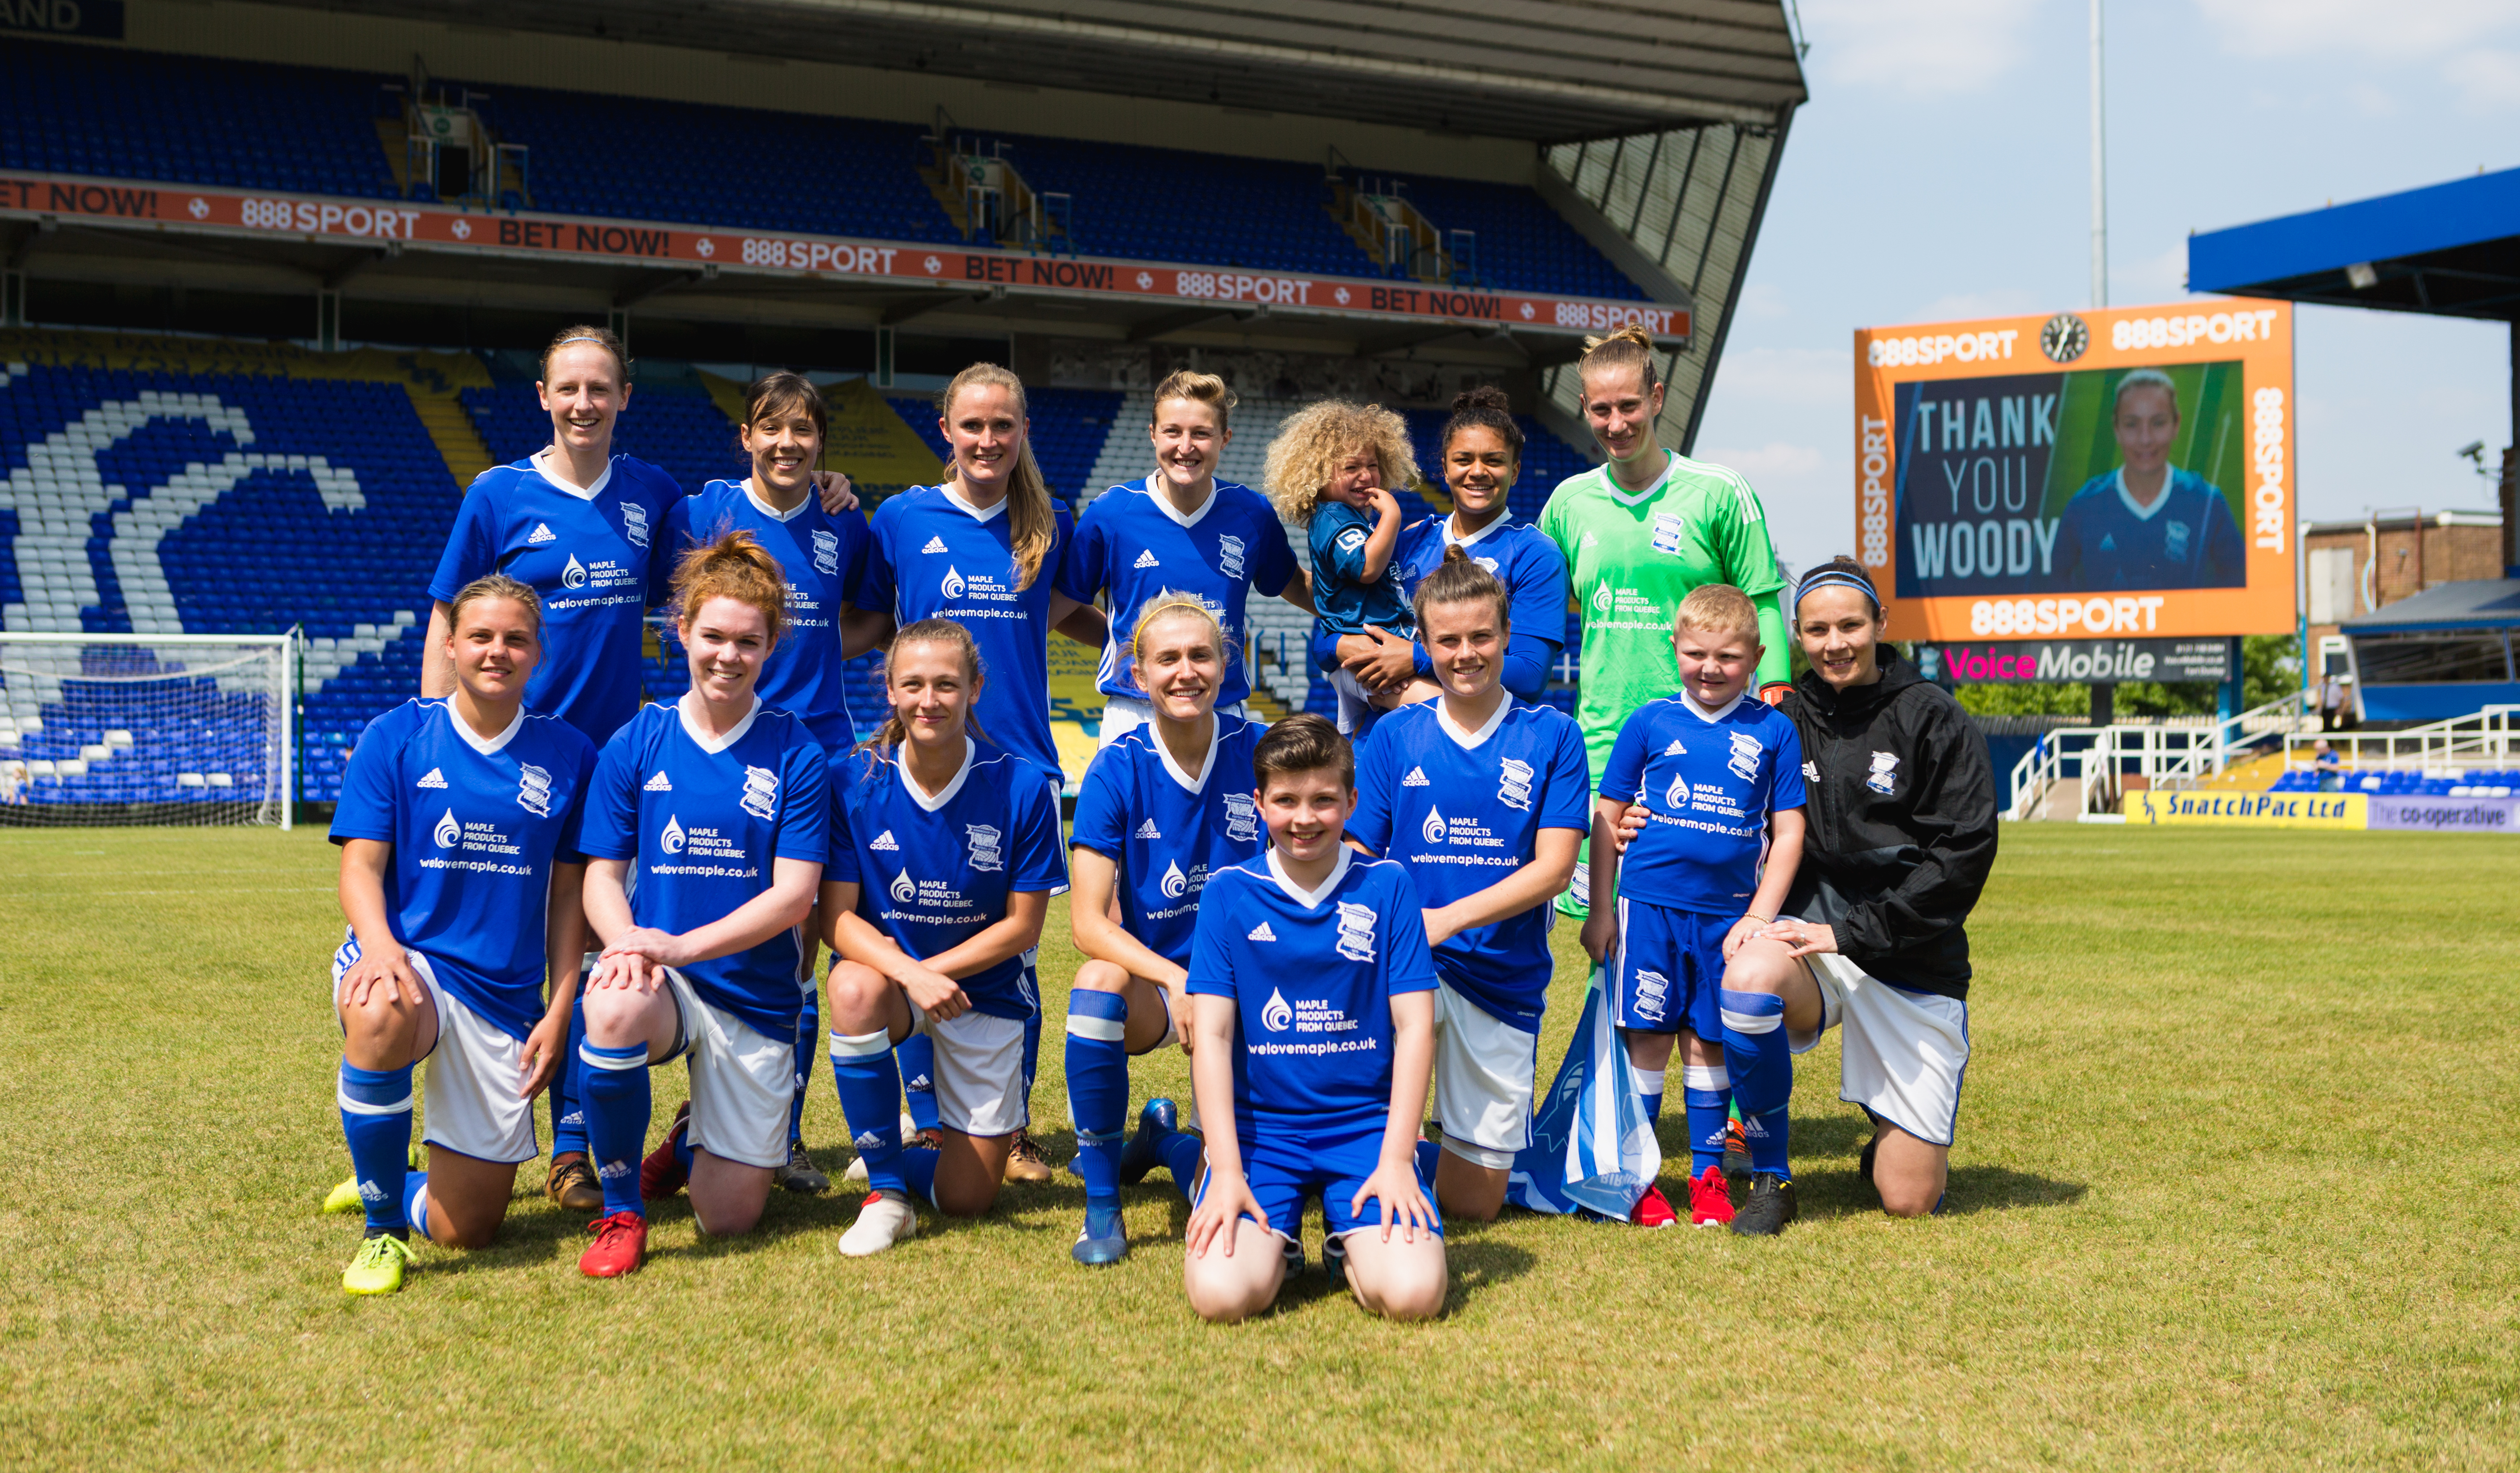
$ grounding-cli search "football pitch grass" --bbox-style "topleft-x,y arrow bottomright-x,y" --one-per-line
1,824 -> 2512,1470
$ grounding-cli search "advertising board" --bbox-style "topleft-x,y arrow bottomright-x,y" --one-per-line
1914,638 -> 2236,685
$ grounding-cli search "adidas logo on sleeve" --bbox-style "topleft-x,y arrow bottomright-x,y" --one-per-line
415,767 -> 448,789
643,770 -> 673,791
1132,549 -> 1161,569
1135,818 -> 1161,839
920,535 -> 949,554
1401,766 -> 1429,786
869,829 -> 899,851
526,522 -> 556,544
1246,921 -> 1278,942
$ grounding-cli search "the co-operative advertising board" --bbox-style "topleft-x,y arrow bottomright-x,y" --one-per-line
1853,301 -> 2295,643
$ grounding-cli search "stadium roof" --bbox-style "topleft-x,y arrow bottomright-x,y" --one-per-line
2188,166 -> 2520,321
2341,577 -> 2520,635
271,0 -> 1808,139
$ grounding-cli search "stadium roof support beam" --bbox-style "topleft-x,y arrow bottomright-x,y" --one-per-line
613,269 -> 707,308
880,290 -> 992,325
1126,307 -> 1254,342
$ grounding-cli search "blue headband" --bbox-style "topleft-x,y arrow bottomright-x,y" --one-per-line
1796,566 -> 1880,609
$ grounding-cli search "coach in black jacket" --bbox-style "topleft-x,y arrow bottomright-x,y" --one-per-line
1753,559 -> 1997,1218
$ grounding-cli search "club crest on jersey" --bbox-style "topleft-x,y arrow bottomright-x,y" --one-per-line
1497,757 -> 1534,811
660,815 -> 687,854
1217,534 -> 1247,579
1632,968 -> 1671,1021
525,522 -> 555,545
1335,526 -> 1369,554
1650,512 -> 1687,557
1474,555 -> 1501,574
921,535 -> 949,555
432,808 -> 461,849
2164,520 -> 2191,562
812,529 -> 840,576
561,554 -> 589,590
965,823 -> 1002,872
1867,751 -> 1900,795
620,502 -> 651,549
1132,549 -> 1160,569
1262,988 -> 1293,1031
644,770 -> 672,791
740,765 -> 779,821
1160,860 -> 1191,900
516,762 -> 554,817
1727,731 -> 1763,783
869,829 -> 899,851
1422,805 -> 1447,845
416,767 -> 447,789
940,565 -> 967,600
1333,901 -> 1377,962
1135,818 -> 1161,840
1222,792 -> 1260,843
889,870 -> 916,904
1246,921 -> 1278,942
1401,766 -> 1430,787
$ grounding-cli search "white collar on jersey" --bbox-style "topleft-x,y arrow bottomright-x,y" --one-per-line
899,735 -> 977,812
1265,843 -> 1353,910
1679,689 -> 1746,725
530,447 -> 613,503
1434,689 -> 1513,751
1445,510 -> 1512,550
1151,716 -> 1223,795
740,478 -> 813,524
446,700 -> 526,756
1141,474 -> 1219,529
2110,466 -> 2180,523
677,691 -> 764,753
940,483 -> 1009,524
1604,449 -> 1677,509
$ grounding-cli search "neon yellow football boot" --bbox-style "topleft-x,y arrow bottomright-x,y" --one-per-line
341,1232 -> 414,1295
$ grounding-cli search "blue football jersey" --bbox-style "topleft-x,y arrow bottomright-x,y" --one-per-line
665,481 -> 871,752
1313,512 -> 1573,700
1348,697 -> 1591,1029
1185,849 -> 1440,1135
1057,477 -> 1297,708
2052,466 -> 2248,591
854,484 -> 1076,786
330,699 -> 597,1041
1069,714 -> 1268,967
1308,501 -> 1413,652
1600,694 -> 1807,915
825,736 -> 1069,1021
427,453 -> 683,746
577,698 -> 832,1043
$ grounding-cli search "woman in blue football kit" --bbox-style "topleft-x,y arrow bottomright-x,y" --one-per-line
2052,370 -> 2247,592
821,619 -> 1069,1257
1058,370 -> 1308,749
571,534 -> 831,1278
663,371 -> 886,1196
853,361 -> 1106,1183
1325,387 -> 1568,708
323,576 -> 596,1295
1183,716 -> 1447,1324
1346,549 -> 1589,1224
1063,595 -> 1267,1265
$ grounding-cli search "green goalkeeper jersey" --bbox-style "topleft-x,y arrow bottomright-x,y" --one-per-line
1539,450 -> 1790,780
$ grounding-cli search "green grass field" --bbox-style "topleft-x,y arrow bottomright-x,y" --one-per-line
2,824 -> 2514,1470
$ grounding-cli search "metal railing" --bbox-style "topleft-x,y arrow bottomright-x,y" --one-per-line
2280,705 -> 2520,774
2005,691 -> 2315,820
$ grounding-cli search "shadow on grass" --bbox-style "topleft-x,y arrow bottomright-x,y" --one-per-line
1791,1164 -> 2088,1221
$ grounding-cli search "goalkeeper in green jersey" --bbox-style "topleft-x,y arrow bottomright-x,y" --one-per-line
1539,324 -> 1790,918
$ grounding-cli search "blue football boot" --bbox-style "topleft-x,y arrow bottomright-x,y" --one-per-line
1071,1204 -> 1129,1266
1117,1098 -> 1181,1186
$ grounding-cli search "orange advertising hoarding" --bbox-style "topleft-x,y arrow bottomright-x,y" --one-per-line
1853,301 -> 2295,642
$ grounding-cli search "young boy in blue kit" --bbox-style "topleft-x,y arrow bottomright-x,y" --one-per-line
1180,714 -> 1448,1323
1580,584 -> 1809,1237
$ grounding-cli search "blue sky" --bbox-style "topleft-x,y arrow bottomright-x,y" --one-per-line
1695,0 -> 2520,578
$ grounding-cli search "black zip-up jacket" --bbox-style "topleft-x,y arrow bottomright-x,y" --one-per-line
1778,651 -> 1997,999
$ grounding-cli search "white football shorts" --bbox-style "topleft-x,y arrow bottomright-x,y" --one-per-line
1785,934 -> 1972,1149
656,967 -> 796,1171
331,938 -> 537,1165
905,1003 -> 1030,1137
1433,979 -> 1540,1170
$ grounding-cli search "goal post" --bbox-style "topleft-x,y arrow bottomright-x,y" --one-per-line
0,632 -> 295,828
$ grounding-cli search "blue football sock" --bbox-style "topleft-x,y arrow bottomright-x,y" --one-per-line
1155,1129 -> 1205,1202
831,1029 -> 908,1194
551,990 -> 589,1158
673,1114 -> 696,1177
1682,1063 -> 1732,1177
897,1033 -> 940,1134
1719,990 -> 1792,1120
1064,990 -> 1131,1211
1743,1107 -> 1790,1181
898,1144 -> 940,1209
400,1171 -> 435,1243
1413,1137 -> 1442,1183
337,1062 -> 414,1235
790,987 -> 819,1145
579,1041 -> 651,1219
1023,1010 -> 1043,1094
1632,1066 -> 1666,1128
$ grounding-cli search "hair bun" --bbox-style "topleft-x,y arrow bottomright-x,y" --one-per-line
1439,544 -> 1472,564
1451,385 -> 1511,414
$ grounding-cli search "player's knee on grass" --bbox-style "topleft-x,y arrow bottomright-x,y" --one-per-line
1344,1232 -> 1447,1321
1873,1130 -> 1948,1218
424,1149 -> 518,1248
931,1132 -> 1006,1218
1434,1155 -> 1507,1223
689,1153 -> 774,1236
1183,1221 -> 1283,1323
825,961 -> 900,1037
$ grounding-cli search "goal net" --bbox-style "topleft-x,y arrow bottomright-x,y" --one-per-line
0,633 -> 294,827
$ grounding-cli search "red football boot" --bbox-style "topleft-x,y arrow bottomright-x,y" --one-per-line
1688,1164 -> 1736,1228
579,1211 -> 648,1278
1629,1183 -> 1679,1229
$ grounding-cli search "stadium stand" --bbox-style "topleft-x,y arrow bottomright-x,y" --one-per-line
1371,171 -> 1649,301
461,383 -> 750,496
2268,768 -> 2520,796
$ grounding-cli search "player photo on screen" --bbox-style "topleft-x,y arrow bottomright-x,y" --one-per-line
1894,362 -> 2248,598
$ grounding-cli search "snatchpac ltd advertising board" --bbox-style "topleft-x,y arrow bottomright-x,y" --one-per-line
1854,301 -> 2296,643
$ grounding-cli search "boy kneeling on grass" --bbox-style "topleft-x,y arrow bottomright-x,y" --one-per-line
1181,713 -> 1448,1323
1581,585 -> 1809,1235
